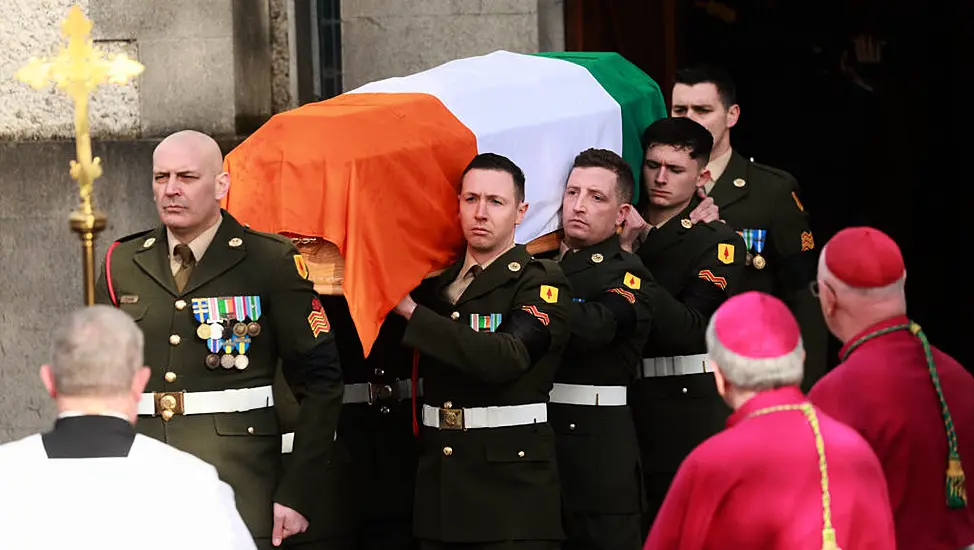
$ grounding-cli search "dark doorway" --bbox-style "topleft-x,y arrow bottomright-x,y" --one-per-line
566,0 -> 969,369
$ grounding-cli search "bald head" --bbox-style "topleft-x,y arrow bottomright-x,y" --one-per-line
154,130 -> 225,174
152,130 -> 230,242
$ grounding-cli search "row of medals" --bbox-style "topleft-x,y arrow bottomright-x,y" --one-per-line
197,320 -> 261,370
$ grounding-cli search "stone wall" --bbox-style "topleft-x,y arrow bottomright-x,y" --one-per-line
341,0 -> 542,91
0,138 -> 240,442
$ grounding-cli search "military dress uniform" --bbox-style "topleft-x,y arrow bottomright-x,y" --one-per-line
276,295 -> 419,550
404,245 -> 571,550
94,210 -> 344,548
708,151 -> 828,387
627,203 -> 746,525
545,234 -> 654,550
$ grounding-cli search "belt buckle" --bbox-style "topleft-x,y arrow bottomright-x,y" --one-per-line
154,391 -> 185,421
438,406 -> 464,430
367,382 -> 400,405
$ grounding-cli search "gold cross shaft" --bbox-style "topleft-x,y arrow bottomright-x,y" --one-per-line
14,4 -> 145,305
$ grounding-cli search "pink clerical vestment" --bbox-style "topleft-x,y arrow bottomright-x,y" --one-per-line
810,315 -> 974,550
644,386 -> 896,550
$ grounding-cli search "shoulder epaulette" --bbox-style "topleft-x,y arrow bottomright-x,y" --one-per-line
113,228 -> 154,244
243,227 -> 295,246
749,160 -> 797,184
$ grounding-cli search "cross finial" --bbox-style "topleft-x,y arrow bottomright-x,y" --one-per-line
14,4 -> 144,215
13,4 -> 145,306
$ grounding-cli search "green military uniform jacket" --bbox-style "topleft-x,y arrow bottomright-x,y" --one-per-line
94,211 -> 344,540
403,245 -> 571,544
543,235 -> 653,515
708,151 -> 828,388
629,203 -> 746,518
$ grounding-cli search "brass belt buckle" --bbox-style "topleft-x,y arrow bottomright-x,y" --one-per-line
154,391 -> 185,421
439,404 -> 464,430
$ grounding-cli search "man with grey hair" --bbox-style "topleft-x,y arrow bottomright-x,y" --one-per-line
643,291 -> 895,550
808,227 -> 974,550
0,305 -> 255,550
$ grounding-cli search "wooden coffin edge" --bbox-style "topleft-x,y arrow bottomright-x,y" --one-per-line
290,230 -> 564,296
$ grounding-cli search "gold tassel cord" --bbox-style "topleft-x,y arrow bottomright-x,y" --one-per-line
842,321 -> 967,508
749,403 -> 842,550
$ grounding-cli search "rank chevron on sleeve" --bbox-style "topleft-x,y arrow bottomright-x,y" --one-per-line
521,304 -> 550,326
698,269 -> 728,290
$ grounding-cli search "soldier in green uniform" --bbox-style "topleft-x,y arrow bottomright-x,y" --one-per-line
94,130 -> 344,550
392,153 -> 571,550
544,149 -> 654,550
618,118 -> 746,527
276,295 -> 418,550
670,65 -> 828,389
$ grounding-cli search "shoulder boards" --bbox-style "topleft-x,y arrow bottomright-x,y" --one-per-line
748,161 -> 796,183
113,228 -> 154,244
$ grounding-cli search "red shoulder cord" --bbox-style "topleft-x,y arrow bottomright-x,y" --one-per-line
106,241 -> 121,307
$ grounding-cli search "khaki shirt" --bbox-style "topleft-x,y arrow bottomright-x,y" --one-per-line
444,244 -> 514,304
166,217 -> 223,275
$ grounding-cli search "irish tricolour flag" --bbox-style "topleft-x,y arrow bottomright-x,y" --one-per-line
223,51 -> 666,355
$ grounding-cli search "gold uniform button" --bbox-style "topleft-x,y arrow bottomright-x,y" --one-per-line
569,423 -> 576,431
247,426 -> 255,435
161,410 -> 174,421
450,311 -> 460,320
164,371 -> 177,383
517,450 -> 525,458
443,446 -> 453,456
682,387 -> 689,394
174,299 -> 187,311
443,401 -> 453,409
169,334 -> 181,346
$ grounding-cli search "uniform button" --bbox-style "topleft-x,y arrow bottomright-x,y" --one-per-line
450,311 -> 460,320
443,401 -> 453,409
174,299 -> 187,311
443,446 -> 453,456
681,387 -> 688,394
164,371 -> 177,383
517,450 -> 525,458
380,405 -> 390,414
169,334 -> 181,346
374,368 -> 385,376
247,426 -> 255,435
569,423 -> 576,431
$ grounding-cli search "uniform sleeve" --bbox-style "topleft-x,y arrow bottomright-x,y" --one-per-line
769,179 -> 830,388
403,264 -> 571,385
643,232 -> 745,354
567,262 -> 654,351
265,243 -> 344,516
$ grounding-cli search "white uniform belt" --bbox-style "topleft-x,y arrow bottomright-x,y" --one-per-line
343,379 -> 422,404
421,403 -> 547,430
549,383 -> 627,406
641,354 -> 710,377
137,385 -> 274,416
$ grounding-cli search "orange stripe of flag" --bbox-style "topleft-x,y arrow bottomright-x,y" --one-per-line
223,93 -> 478,356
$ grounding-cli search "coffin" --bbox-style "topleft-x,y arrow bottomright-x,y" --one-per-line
223,50 -> 665,355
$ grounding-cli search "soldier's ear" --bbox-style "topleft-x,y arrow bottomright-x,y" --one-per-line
726,104 -> 740,129
214,171 -> 230,200
515,201 -> 529,225
616,203 -> 631,227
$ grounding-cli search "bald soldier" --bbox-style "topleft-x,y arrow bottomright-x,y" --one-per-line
644,292 -> 896,550
808,227 -> 974,550
95,130 -> 345,549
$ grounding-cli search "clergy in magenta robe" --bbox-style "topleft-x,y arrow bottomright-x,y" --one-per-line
808,227 -> 974,550
644,292 -> 896,550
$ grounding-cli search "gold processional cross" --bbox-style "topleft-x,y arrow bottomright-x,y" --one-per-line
15,4 -> 144,305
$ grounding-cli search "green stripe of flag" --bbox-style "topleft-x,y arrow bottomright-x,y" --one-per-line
534,52 -> 667,205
